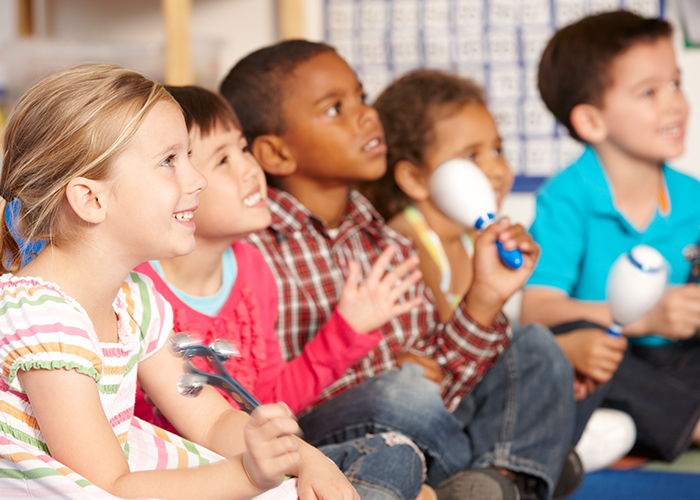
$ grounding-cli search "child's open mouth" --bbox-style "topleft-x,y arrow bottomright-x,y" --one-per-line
174,211 -> 194,222
364,138 -> 380,151
659,124 -> 682,138
243,191 -> 263,207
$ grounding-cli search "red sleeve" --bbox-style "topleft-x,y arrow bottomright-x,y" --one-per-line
235,242 -> 381,415
254,309 -> 381,415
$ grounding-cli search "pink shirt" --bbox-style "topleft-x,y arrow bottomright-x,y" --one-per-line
134,241 -> 380,429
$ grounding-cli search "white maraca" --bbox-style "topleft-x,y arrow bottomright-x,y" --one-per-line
606,244 -> 667,336
429,158 -> 523,269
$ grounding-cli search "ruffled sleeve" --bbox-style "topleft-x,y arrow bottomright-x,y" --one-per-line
121,272 -> 174,362
0,277 -> 103,393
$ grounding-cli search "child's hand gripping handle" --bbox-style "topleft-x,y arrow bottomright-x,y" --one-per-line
430,158 -> 522,270
474,214 -> 523,270
170,332 -> 261,413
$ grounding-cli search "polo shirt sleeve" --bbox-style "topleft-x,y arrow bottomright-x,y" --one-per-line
527,171 -> 588,297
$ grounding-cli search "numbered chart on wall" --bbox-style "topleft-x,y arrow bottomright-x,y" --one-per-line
323,0 -> 663,191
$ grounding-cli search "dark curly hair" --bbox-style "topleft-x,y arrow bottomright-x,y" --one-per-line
364,69 -> 485,220
538,10 -> 672,142
219,39 -> 335,146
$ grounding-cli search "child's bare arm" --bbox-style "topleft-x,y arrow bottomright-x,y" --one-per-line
521,287 -> 606,326
336,245 -> 423,333
522,284 -> 700,340
18,367 -> 265,500
138,339 -> 358,500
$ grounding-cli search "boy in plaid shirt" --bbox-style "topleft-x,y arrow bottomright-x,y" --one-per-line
221,41 -> 580,500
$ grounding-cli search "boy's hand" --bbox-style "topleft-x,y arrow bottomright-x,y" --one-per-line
573,372 -> 598,401
555,329 -> 627,384
465,219 -> 539,325
636,284 -> 700,340
396,352 -> 443,384
242,403 -> 302,491
337,246 -> 423,334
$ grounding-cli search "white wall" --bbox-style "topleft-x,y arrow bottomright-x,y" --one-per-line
38,0 -> 277,85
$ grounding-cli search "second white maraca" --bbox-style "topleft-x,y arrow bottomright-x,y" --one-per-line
429,158 -> 523,269
606,244 -> 667,336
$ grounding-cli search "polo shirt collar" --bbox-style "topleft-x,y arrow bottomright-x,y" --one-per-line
579,145 -> 680,235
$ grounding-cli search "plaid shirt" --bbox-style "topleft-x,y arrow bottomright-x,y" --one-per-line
247,187 -> 512,412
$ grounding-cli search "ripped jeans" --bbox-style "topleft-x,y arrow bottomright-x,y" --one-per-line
320,431 -> 425,500
301,324 -> 575,500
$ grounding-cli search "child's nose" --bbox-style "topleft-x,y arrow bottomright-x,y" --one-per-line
242,153 -> 263,179
186,161 -> 208,193
359,103 -> 380,128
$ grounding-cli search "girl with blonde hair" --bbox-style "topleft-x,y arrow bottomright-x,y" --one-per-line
0,63 -> 357,500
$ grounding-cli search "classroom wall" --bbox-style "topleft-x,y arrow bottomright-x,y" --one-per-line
27,0 -> 700,228
40,0 -> 277,86
1,0 -> 699,319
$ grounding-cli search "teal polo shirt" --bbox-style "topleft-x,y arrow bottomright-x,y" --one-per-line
526,145 -> 700,345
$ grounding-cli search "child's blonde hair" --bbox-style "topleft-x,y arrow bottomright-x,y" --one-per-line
0,63 -> 173,272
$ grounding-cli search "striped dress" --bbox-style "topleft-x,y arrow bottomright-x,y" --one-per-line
0,272 -> 298,500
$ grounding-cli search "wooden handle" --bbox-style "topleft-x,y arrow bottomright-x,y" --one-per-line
162,0 -> 193,85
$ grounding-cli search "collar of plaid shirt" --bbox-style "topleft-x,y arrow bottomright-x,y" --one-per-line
267,186 -> 387,240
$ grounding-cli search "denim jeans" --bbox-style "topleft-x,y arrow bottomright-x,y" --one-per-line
320,432 -> 425,500
299,324 -> 575,500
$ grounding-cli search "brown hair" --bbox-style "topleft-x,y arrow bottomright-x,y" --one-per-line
366,69 -> 485,220
0,63 -> 173,272
538,10 -> 672,141
165,85 -> 241,137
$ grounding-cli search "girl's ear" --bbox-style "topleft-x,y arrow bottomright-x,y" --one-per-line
570,103 -> 607,144
394,160 -> 430,202
65,178 -> 107,224
251,135 -> 297,177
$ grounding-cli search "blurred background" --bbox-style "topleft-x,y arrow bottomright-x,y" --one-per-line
1,0 -> 698,319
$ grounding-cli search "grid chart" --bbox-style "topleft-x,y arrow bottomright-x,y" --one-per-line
323,0 -> 664,191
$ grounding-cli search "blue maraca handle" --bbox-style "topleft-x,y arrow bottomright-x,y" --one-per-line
607,322 -> 623,337
495,241 -> 523,269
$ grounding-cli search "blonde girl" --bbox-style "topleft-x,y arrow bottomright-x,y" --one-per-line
0,63 -> 356,500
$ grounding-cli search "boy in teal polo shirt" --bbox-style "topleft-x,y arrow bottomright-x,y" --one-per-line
522,10 -> 700,462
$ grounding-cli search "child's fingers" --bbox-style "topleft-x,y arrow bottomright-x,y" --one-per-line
496,223 -> 531,252
475,218 -> 509,247
263,449 -> 303,475
249,403 -> 294,423
381,255 -> 420,285
255,416 -> 301,442
391,296 -> 424,317
247,404 -> 300,438
364,246 -> 398,285
388,269 -> 423,301
261,433 -> 301,458
343,261 -> 361,291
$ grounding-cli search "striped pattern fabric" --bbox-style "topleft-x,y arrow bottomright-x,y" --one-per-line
0,273 -> 300,500
247,188 -> 512,412
0,272 -> 170,453
0,417 -> 222,499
